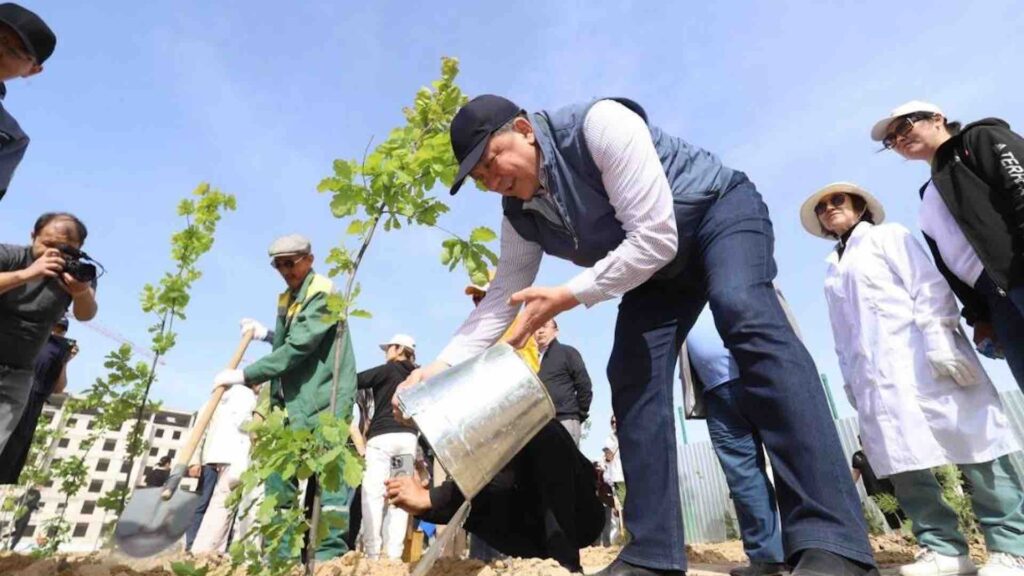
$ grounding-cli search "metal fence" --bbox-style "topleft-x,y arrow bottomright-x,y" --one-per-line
674,388 -> 1024,543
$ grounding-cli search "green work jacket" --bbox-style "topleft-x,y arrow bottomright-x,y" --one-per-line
243,271 -> 355,429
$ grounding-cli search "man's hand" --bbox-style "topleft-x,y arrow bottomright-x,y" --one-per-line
391,360 -> 449,425
385,474 -> 431,516
505,286 -> 579,348
973,321 -> 996,346
60,273 -> 93,298
68,343 -> 79,360
26,248 -> 64,280
187,464 -> 201,478
240,318 -> 270,342
213,369 -> 245,390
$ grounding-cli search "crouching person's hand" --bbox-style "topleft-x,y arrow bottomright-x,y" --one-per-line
385,473 -> 431,516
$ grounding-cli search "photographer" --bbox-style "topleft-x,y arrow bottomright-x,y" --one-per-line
0,316 -> 76,484
385,420 -> 604,573
0,212 -> 97,453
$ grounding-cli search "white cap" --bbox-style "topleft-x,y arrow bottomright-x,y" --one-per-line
800,182 -> 886,239
379,333 -> 416,352
870,100 -> 945,141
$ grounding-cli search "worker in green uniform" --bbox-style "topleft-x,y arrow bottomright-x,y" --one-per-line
213,233 -> 356,561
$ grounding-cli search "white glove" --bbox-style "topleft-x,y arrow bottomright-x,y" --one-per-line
213,368 -> 246,390
921,322 -> 980,387
240,318 -> 270,342
926,352 -> 979,387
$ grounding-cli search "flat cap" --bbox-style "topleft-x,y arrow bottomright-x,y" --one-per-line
268,234 -> 311,258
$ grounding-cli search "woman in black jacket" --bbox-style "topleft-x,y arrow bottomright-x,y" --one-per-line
356,333 -> 418,559
873,100 -> 1024,393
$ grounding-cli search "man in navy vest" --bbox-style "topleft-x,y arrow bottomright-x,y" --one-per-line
396,96 -> 875,576
0,3 -> 56,202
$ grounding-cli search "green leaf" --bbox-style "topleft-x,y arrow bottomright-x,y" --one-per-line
469,226 -> 497,243
346,220 -> 365,235
349,309 -> 372,319
171,561 -> 210,576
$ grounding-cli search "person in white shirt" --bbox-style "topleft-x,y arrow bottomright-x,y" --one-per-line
872,101 -> 1024,394
396,95 -> 875,576
802,181 -> 1024,576
191,380 -> 261,555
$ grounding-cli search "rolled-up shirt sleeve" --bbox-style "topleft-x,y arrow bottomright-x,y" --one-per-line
564,99 -> 678,307
437,217 -> 543,367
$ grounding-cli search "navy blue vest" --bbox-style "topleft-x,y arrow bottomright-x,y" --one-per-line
503,98 -> 735,280
0,84 -> 28,202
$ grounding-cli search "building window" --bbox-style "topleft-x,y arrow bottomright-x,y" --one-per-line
120,460 -> 131,474
96,459 -> 110,472
73,523 -> 88,538
67,417 -> 78,427
103,439 -> 116,451
167,449 -> 176,459
24,525 -> 35,537
172,430 -> 181,440
115,481 -> 126,493
155,428 -> 165,438
149,447 -> 158,457
88,480 -> 103,493
87,419 -> 97,430
81,501 -> 96,515
58,438 -> 70,448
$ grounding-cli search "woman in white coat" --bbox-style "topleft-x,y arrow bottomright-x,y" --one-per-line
802,182 -> 1024,576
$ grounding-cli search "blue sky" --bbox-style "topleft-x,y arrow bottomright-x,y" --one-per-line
4,0 -> 1023,460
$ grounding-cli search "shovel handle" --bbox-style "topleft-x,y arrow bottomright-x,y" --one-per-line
162,330 -> 255,499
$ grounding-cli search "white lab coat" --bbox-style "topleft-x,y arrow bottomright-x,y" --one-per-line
823,222 -> 1017,477
201,385 -> 257,483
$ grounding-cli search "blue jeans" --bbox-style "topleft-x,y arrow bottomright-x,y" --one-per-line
976,272 -> 1024,392
706,380 -> 784,564
606,175 -> 873,571
185,464 -> 219,550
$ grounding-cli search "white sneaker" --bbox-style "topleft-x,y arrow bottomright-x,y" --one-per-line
900,548 -> 977,576
979,553 -> 1024,576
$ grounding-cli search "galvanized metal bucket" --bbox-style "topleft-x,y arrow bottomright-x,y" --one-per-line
397,343 -> 554,499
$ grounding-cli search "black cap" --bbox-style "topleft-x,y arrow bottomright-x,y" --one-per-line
0,3 -> 55,64
55,315 -> 69,330
449,94 -> 524,195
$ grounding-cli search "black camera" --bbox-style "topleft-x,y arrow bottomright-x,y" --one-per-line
57,244 -> 100,283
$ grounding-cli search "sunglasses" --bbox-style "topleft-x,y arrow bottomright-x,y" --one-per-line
814,193 -> 848,216
271,255 -> 306,270
882,113 -> 934,150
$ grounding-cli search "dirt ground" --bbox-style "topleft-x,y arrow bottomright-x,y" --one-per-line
0,535 -> 984,576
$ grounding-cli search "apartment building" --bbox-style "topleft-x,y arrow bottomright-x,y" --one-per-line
4,394 -> 197,552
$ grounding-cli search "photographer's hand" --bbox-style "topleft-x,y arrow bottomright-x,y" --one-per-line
27,248 -> 65,280
61,274 -> 92,297
385,473 -> 431,515
63,277 -> 97,321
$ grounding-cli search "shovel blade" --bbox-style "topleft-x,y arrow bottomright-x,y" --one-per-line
114,487 -> 200,557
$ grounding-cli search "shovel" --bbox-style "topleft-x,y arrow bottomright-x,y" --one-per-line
410,500 -> 471,576
114,330 -> 254,557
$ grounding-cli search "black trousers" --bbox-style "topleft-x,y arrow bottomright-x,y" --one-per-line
0,393 -> 48,484
461,421 -> 604,572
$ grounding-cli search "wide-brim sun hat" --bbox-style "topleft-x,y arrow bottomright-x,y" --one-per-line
870,100 -> 944,142
379,333 -> 416,352
800,182 -> 886,239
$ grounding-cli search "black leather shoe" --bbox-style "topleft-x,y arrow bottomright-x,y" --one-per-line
730,562 -> 788,576
589,557 -> 686,576
792,550 -> 878,576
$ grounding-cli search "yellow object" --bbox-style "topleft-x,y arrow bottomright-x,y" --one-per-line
504,314 -> 540,373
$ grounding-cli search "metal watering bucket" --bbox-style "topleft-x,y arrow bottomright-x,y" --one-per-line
396,343 -> 555,499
